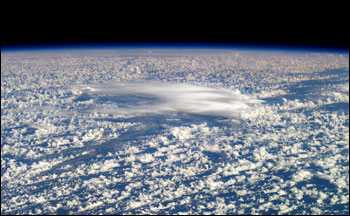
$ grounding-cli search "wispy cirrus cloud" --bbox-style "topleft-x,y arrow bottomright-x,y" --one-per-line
76,81 -> 263,119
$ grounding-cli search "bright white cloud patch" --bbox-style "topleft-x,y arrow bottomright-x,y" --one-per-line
77,82 -> 263,119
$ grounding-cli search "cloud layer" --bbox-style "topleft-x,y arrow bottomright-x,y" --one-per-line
78,82 -> 263,119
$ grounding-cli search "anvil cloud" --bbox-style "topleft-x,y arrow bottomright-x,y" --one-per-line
77,82 -> 263,119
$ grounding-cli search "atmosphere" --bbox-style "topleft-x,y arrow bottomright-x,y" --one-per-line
1,47 -> 349,215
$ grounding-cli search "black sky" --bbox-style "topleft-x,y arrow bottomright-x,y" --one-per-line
2,5 -> 349,52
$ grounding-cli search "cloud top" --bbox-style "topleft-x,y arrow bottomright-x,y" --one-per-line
77,81 -> 263,119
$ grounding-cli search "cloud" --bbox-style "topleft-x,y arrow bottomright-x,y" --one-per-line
77,81 -> 263,119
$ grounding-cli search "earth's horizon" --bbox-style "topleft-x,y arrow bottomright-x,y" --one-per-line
1,47 -> 349,215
